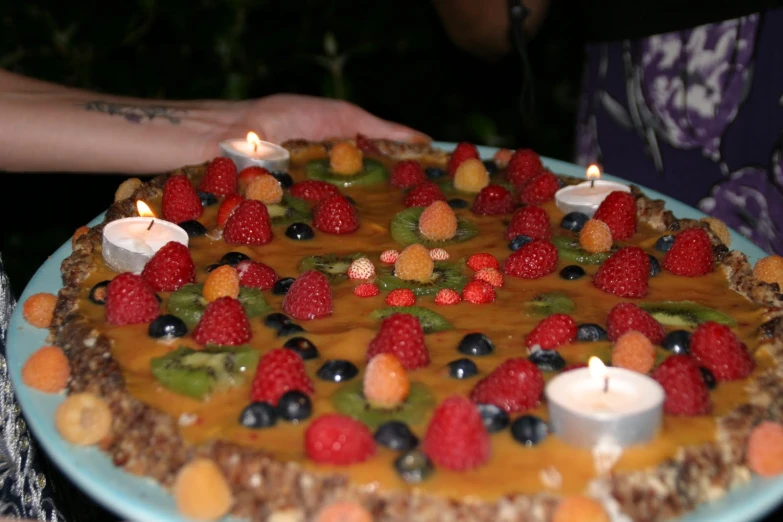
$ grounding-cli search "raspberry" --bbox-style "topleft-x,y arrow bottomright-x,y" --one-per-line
447,142 -> 480,176
662,228 -> 714,277
238,166 -> 271,193
305,414 -> 375,465
611,330 -> 656,373
394,244 -> 434,282
22,293 -> 58,328
429,248 -> 450,261
141,241 -> 196,292
593,246 -> 650,298
747,421 -> 783,477
385,288 -> 417,307
652,355 -> 711,416
418,200 -> 458,241
380,249 -> 399,264
313,196 -> 359,235
250,348 -> 314,405
434,288 -> 461,305
404,181 -> 446,208
753,255 -> 783,288
525,314 -> 577,350
216,194 -> 244,226
367,313 -> 429,370
174,458 -> 233,522
453,158 -> 490,193
503,239 -> 559,279
422,396 -> 490,471
245,174 -> 283,204
223,200 -> 273,245
199,157 -> 238,196
55,393 -> 112,446
474,267 -> 504,287
282,270 -> 333,320
579,219 -> 613,253
493,148 -> 514,167
506,148 -> 543,188
363,353 -> 410,409
518,171 -> 559,205
330,141 -> 364,175
289,180 -> 342,204
606,302 -> 665,344
472,184 -> 515,215
21,345 -> 70,393
162,174 -> 203,224
700,216 -> 731,246
391,160 -> 427,188
470,358 -> 544,413
353,283 -> 380,297
593,191 -> 637,241
192,297 -> 251,346
105,273 -> 160,325
347,257 -> 376,280
72,225 -> 90,249
236,259 -> 278,290
466,253 -> 499,271
203,265 -> 240,302
462,279 -> 496,304
553,496 -> 610,522
689,321 -> 754,381
505,206 -> 551,241
355,133 -> 381,155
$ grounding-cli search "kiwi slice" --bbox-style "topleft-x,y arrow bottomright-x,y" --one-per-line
332,381 -> 435,429
266,194 -> 311,226
390,207 -> 478,247
298,253 -> 366,283
551,235 -> 616,265
305,158 -> 388,187
168,284 -> 271,329
150,345 -> 260,399
376,261 -> 467,296
639,301 -> 737,328
525,292 -> 576,317
370,306 -> 453,333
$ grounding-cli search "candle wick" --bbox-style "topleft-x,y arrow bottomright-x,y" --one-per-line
147,220 -> 155,231
590,179 -> 595,189
253,142 -> 258,154
603,376 -> 609,393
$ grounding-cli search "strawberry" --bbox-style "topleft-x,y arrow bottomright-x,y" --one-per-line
593,191 -> 637,241
471,184 -> 515,215
367,313 -> 429,370
506,148 -> 543,188
503,239 -> 558,279
429,248 -> 450,261
447,142 -> 480,176
236,259 -> 278,290
105,273 -> 160,325
385,288 -> 416,307
289,180 -> 342,204
506,206 -> 551,241
250,348 -> 314,405
422,396 -> 490,470
474,267 -> 504,287
305,414 -> 375,465
652,355 -> 711,416
282,270 -> 333,320
140,241 -> 195,292
434,288 -> 461,305
518,170 -> 559,205
216,194 -> 244,226
199,157 -> 238,196
238,166 -> 270,193
593,246 -> 650,298
356,133 -> 381,155
347,257 -> 375,280
662,228 -> 715,277
192,296 -> 251,346
391,160 -> 427,188
470,358 -> 544,413
606,302 -> 665,344
313,195 -> 359,235
525,314 -> 577,350
462,280 -> 496,304
380,250 -> 399,264
689,321 -> 754,381
223,199 -> 273,245
353,283 -> 380,297
162,174 -> 203,224
466,253 -> 499,271
404,181 -> 446,208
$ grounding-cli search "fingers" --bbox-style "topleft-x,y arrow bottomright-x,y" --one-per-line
358,115 -> 431,144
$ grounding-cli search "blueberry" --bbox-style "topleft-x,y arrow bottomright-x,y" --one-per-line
263,313 -> 292,330
285,222 -> 315,240
700,366 -> 717,389
447,198 -> 468,209
317,359 -> 359,382
278,323 -> 306,337
271,171 -> 293,188
560,212 -> 589,233
239,402 -> 277,429
457,333 -> 494,356
511,415 -> 549,446
205,263 -> 222,273
148,314 -> 188,339
197,191 -> 218,207
178,220 -> 207,237
394,449 -> 434,483
476,403 -> 510,433
662,330 -> 691,355
220,251 -> 251,266
277,391 -> 312,422
655,235 -> 675,253
509,235 -> 533,251
88,280 -> 111,305
154,294 -> 163,304
528,349 -> 566,372
272,277 -> 295,295
559,265 -> 586,280
283,337 -> 319,360
648,255 -> 661,277
425,167 -> 446,179
374,421 -> 419,451
482,159 -> 499,175
447,358 -> 478,379
345,195 -> 357,206
577,323 -> 608,342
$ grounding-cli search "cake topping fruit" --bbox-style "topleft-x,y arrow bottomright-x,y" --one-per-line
606,302 -> 665,344
391,160 -> 427,188
510,414 -> 549,446
385,288 -> 417,307
168,284 -> 269,329
374,420 -> 419,451
317,360 -> 359,382
55,392 -> 112,446
453,158 -> 490,193
282,270 -> 333,320
470,358 -> 544,413
448,198 -> 468,209
662,227 -> 715,277
289,180 -> 342,203
223,199 -> 273,245
370,306 -> 453,333
560,211 -> 589,233
472,184 -> 515,215
528,347 -> 567,373
746,421 -> 783,477
503,239 -> 559,279
689,321 -> 754,381
559,265 -> 586,280
245,173 -> 283,204
236,259 -> 278,290
655,234 -> 675,252
652,355 -> 712,416
299,253 -> 365,283
638,300 -> 736,328
191,297 -> 251,346
199,157 -> 238,196
272,277 -> 295,295
753,255 -> 783,288
593,246 -> 650,298
418,201 -> 458,241
425,166 -> 446,179
506,148 -> 543,188
462,279 -> 496,304
313,195 -> 359,235
551,235 -> 614,265
283,337 -> 320,360
552,496 -> 610,522
395,449 -> 434,483
700,367 -> 717,389
88,280 -> 110,305
474,267 -> 504,287
277,390 -> 312,422
173,458 -> 234,522
394,244 -> 435,282
525,314 -> 577,350
353,282 -> 380,297
380,249 -> 399,264
579,219 -> 613,253
447,141 -> 480,175
434,288 -> 461,305
22,345 -> 70,393
284,222 -> 315,241
179,220 -> 207,237
305,414 -> 376,465
367,313 -> 429,370
404,181 -> 446,208
393,206 -> 479,247
202,264 -> 240,302
216,194 -> 244,226
315,502 -> 373,522
329,141 -> 364,175
105,273 -> 160,325
148,314 -> 188,340
379,259 -> 467,297
457,332 -> 495,356
611,330 -> 656,373
509,234 -> 533,251
506,205 -> 551,241
467,252 -> 499,271
577,323 -> 608,342
239,402 -> 277,429
429,247 -> 450,261
648,254 -> 661,277
22,292 -> 57,328
422,395 -> 491,471
518,170 -> 559,206
662,329 -> 691,355
250,348 -> 314,406
477,403 -> 510,433
592,190 -> 637,240
447,358 -> 478,379
162,174 -> 203,224
526,291 -> 575,316
363,353 -> 410,409
347,257 -> 375,280
238,166 -> 269,192
140,241 -> 196,292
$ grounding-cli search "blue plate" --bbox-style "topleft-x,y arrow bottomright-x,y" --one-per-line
5,145 -> 780,522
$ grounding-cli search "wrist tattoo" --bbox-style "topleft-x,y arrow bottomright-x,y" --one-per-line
82,100 -> 186,124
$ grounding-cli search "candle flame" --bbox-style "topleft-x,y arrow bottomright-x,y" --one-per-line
246,131 -> 261,146
588,356 -> 607,380
586,164 -> 601,181
136,200 -> 155,218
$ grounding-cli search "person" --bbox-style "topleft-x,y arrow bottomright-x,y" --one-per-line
434,0 -> 783,256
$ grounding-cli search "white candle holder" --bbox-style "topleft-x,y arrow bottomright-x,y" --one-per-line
555,179 -> 631,217
102,218 -> 189,274
219,136 -> 289,172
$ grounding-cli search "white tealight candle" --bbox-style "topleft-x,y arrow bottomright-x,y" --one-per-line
219,131 -> 290,172
554,164 -> 631,217
545,357 -> 664,449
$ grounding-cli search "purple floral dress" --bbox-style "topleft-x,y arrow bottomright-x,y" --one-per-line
576,9 -> 783,255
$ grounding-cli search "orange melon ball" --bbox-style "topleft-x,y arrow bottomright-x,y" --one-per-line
22,292 -> 58,328
22,345 -> 70,393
